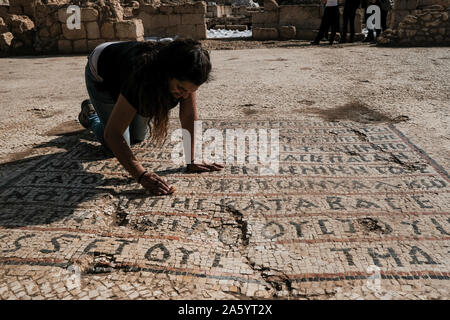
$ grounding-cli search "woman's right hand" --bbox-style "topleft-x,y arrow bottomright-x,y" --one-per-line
139,172 -> 171,195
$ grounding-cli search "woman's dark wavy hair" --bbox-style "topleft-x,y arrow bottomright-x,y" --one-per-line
126,38 -> 211,144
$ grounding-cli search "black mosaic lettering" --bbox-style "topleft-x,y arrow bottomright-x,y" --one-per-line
330,248 -> 355,266
336,219 -> 356,233
327,197 -> 345,210
401,220 -> 421,235
409,246 -> 438,265
318,219 -> 335,235
411,195 -> 434,209
2,234 -> 36,253
145,243 -> 170,262
83,239 -> 106,254
40,234 -> 81,254
430,218 -> 450,236
178,247 -> 195,265
115,239 -> 137,255
368,247 -> 403,267
289,221 -> 308,238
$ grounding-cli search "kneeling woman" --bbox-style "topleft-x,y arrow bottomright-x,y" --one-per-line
79,38 -> 224,195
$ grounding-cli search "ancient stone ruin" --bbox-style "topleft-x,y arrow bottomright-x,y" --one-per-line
0,0 -> 448,56
0,0 -> 208,56
378,0 -> 450,46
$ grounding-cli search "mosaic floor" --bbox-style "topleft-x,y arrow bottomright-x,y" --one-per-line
0,118 -> 449,299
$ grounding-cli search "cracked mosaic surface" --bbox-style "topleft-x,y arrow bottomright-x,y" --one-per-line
0,119 -> 449,300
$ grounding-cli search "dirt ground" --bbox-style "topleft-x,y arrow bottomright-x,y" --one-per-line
0,40 -> 449,300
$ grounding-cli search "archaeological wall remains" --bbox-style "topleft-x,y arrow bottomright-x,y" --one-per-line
252,0 -> 362,40
378,0 -> 450,46
0,0 -> 207,56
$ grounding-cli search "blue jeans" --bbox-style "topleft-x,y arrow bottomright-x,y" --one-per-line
84,62 -> 148,150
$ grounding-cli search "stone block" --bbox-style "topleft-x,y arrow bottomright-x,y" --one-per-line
0,17 -> 7,33
100,22 -> 115,39
389,9 -> 411,29
73,39 -> 87,53
8,14 -> 35,34
86,21 -> 100,39
61,22 -> 86,40
123,7 -> 134,19
181,14 -> 204,25
39,27 -> 49,37
9,6 -> 24,15
295,29 -> 316,40
58,7 -> 67,23
176,24 -> 196,38
195,1 -> 207,14
115,19 -> 144,39
174,4 -> 204,14
165,25 -> 178,36
49,22 -> 61,37
252,11 -> 278,25
8,0 -> 32,6
395,0 -> 418,10
0,31 -> 13,50
142,4 -> 159,15
58,39 -> 72,54
264,0 -> 279,11
225,25 -> 248,31
81,8 -> 99,22
138,12 -> 169,31
279,5 -> 321,28
252,27 -> 278,40
279,25 -> 296,39
168,14 -> 181,26
160,5 -> 174,14
87,39 -> 104,51
195,23 -> 207,39
23,4 -> 35,17
0,6 -> 9,18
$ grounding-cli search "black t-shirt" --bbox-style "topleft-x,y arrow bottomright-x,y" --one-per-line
97,41 -> 180,113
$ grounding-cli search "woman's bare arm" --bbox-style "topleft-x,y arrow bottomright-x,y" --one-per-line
179,92 -> 224,172
104,94 -> 146,180
104,94 -> 170,194
179,91 -> 198,162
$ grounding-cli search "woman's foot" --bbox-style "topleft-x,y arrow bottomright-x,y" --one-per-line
78,99 -> 96,129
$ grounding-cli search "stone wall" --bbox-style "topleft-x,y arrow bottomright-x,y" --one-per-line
252,0 -> 361,40
206,3 -> 232,18
0,0 -> 144,56
0,1 -> 208,56
378,0 -> 450,46
136,2 -> 207,39
206,4 -> 260,28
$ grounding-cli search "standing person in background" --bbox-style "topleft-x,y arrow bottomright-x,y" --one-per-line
311,0 -> 341,45
340,0 -> 361,43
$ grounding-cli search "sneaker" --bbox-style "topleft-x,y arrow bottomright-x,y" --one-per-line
78,99 -> 96,129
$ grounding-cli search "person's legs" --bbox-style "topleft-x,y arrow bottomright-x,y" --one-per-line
84,63 -> 131,149
349,6 -> 357,42
329,6 -> 339,45
341,6 -> 350,42
313,7 -> 332,44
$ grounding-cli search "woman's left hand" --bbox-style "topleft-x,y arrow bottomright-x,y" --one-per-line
186,161 -> 224,173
